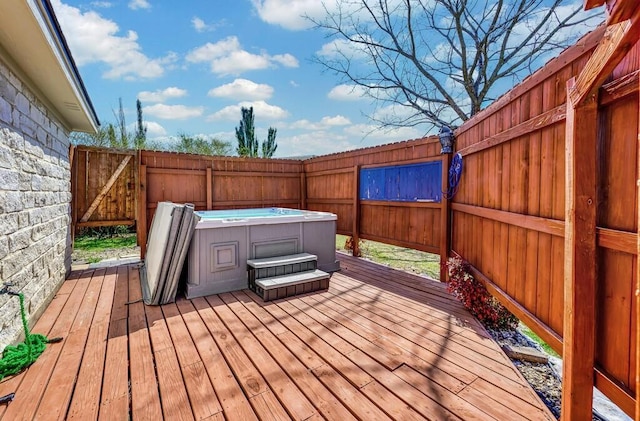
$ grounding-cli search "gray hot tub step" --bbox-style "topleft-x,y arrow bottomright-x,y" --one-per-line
254,269 -> 330,301
247,252 -> 317,269
247,253 -> 319,291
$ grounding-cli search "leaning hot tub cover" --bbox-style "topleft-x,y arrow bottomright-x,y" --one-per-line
140,202 -> 199,305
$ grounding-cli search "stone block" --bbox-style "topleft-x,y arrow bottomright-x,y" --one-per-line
0,168 -> 19,190
0,191 -> 23,212
15,92 -> 29,115
0,95 -> 11,124
9,228 -> 30,252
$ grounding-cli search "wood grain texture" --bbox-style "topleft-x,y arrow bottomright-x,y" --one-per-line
561,78 -> 598,421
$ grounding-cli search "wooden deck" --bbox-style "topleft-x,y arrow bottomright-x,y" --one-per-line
0,253 -> 554,420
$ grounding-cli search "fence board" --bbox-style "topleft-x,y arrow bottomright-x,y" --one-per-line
450,27 -> 640,416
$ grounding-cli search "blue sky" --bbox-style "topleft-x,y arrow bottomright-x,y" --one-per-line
51,0 -> 602,157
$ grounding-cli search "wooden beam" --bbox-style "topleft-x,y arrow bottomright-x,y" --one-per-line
440,154 -> 451,282
570,11 -> 640,107
636,64 -> 640,421
80,154 -> 132,223
600,69 -> 639,105
458,104 -> 566,157
561,77 -> 598,421
451,203 -> 565,237
77,220 -> 136,228
587,0 -> 639,25
352,165 -> 361,257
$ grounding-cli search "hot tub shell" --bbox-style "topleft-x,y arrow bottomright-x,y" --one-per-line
185,208 -> 339,298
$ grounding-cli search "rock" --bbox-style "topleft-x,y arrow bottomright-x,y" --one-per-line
501,344 -> 549,364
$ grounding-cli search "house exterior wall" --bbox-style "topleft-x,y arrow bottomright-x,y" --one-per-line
0,57 -> 73,350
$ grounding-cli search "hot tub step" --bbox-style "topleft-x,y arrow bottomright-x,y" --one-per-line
247,252 -> 317,269
254,269 -> 330,301
247,253 -> 319,290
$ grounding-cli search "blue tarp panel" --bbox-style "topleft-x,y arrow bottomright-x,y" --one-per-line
359,161 -> 442,202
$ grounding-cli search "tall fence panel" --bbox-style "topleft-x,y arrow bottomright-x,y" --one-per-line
138,150 -> 303,254
304,139 -> 446,265
451,26 -> 639,414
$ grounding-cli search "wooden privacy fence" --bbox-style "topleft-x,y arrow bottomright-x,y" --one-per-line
71,142 -> 450,275
452,19 -> 640,418
70,146 -> 138,235
303,138 -> 449,279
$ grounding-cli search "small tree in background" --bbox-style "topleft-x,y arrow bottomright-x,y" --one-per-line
235,107 -> 258,157
235,106 -> 278,158
134,99 -> 147,150
261,127 -> 278,158
115,97 -> 130,149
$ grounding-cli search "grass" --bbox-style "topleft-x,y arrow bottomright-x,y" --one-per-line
74,233 -> 137,251
336,234 -> 441,280
520,323 -> 559,357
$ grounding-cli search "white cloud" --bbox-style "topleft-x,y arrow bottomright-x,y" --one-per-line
321,115 -> 351,126
143,121 -> 167,137
208,79 -> 274,101
290,80 -> 299,88
51,0 -> 171,80
271,54 -> 299,67
91,1 -> 112,7
328,84 -> 367,101
278,131 -> 355,157
144,104 -> 204,120
251,0 -> 374,31
128,0 -> 150,10
250,0 -> 323,30
186,36 -> 298,76
288,115 -> 351,131
192,16 -> 224,32
192,17 -> 207,32
138,87 -> 188,103
343,123 -> 423,142
207,101 -> 289,121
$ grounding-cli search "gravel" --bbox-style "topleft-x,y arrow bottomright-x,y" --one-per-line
487,325 -> 631,421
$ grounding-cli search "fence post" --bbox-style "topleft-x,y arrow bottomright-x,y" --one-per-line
206,167 -> 212,210
137,164 -> 148,259
561,77 -> 597,421
440,154 -> 451,282
300,170 -> 307,210
352,165 -> 361,257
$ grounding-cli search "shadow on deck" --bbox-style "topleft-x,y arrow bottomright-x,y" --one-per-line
0,253 -> 554,420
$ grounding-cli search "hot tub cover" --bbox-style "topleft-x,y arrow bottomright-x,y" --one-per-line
140,202 -> 199,305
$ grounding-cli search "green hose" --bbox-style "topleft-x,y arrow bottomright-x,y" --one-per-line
0,293 -> 49,381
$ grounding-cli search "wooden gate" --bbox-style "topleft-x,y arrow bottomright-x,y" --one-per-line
70,146 -> 138,235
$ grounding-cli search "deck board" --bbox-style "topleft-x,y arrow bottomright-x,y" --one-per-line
0,254 -> 555,420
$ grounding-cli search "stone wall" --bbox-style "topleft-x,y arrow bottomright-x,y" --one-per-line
0,57 -> 73,350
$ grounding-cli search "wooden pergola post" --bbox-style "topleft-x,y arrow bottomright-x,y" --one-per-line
561,77 -> 598,421
637,62 -> 640,421
560,5 -> 640,417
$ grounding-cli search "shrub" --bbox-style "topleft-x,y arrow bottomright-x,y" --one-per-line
446,257 -> 518,331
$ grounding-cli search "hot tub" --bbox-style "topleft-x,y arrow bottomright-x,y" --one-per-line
185,207 -> 339,298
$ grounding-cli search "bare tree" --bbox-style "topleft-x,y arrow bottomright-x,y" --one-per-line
312,0 -> 602,129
